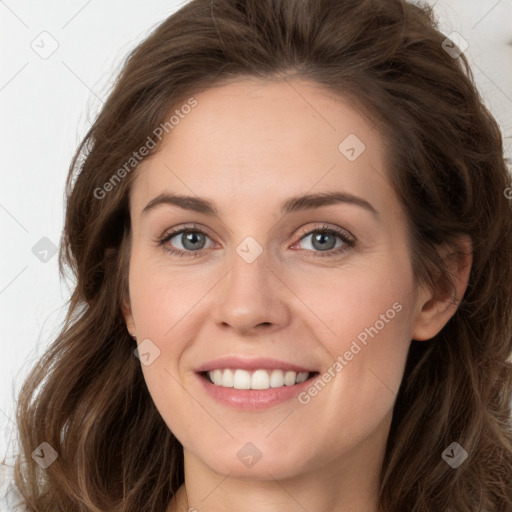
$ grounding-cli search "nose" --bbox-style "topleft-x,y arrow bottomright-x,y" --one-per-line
211,245 -> 291,336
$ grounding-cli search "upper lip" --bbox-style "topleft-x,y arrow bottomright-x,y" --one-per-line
195,356 -> 317,373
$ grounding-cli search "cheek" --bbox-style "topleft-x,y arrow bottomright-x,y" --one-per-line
293,287 -> 413,460
128,249 -> 197,336
128,263 -> 194,432
296,257 -> 413,345
127,254 -> 192,400
303,257 -> 415,400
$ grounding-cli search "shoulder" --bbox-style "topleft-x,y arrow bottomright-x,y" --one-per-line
0,462 -> 29,512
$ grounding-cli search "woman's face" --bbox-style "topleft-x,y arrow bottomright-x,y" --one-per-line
123,78 -> 429,481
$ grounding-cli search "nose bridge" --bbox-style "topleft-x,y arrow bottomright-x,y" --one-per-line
227,234 -> 272,306
213,233 -> 289,333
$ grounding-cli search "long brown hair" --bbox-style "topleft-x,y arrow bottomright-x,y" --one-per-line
10,0 -> 512,510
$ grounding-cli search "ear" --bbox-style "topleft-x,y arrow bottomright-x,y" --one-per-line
412,235 -> 472,341
121,296 -> 136,337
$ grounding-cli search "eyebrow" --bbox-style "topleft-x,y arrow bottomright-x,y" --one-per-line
141,191 -> 379,218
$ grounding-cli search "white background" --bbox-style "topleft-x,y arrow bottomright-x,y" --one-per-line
1,0 -> 511,462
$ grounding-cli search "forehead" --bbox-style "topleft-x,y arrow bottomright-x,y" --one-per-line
130,78 -> 393,220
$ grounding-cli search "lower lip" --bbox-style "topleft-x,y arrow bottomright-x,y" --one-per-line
195,372 -> 318,411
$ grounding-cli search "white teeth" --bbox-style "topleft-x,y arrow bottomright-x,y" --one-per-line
213,369 -> 222,385
233,369 -> 251,389
270,369 -> 285,388
206,368 -> 311,389
251,369 -> 270,390
284,370 -> 296,386
296,371 -> 309,384
221,368 -> 234,387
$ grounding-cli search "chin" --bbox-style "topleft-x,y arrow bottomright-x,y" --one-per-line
195,445 -> 309,480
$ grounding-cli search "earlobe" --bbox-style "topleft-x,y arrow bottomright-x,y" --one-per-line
121,297 -> 136,337
412,235 -> 472,341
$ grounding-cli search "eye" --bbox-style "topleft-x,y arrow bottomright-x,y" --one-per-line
156,223 -> 356,258
291,224 -> 356,258
157,224 -> 215,258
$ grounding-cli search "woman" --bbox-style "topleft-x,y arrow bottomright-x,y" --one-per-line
5,0 -> 512,510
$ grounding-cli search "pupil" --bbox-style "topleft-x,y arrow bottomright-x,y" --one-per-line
183,232 -> 204,250
313,232 -> 335,251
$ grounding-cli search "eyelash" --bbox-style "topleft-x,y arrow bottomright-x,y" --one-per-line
156,223 -> 356,259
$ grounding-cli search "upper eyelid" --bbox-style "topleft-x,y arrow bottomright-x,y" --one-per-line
296,224 -> 354,240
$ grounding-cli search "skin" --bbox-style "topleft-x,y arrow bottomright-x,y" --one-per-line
122,77 -> 472,512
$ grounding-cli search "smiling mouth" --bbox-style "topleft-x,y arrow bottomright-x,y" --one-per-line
199,369 -> 320,390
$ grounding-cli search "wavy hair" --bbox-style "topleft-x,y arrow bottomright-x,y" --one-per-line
10,0 -> 512,510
